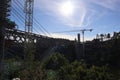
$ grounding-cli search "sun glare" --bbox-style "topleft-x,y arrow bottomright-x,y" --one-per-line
59,1 -> 74,17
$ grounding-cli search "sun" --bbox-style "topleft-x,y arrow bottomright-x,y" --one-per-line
59,1 -> 74,17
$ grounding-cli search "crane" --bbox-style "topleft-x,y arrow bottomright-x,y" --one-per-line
54,29 -> 93,58
79,29 -> 93,57
80,29 -> 93,43
54,29 -> 93,43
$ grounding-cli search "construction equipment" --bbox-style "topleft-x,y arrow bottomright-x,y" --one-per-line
79,29 -> 93,57
54,29 -> 93,58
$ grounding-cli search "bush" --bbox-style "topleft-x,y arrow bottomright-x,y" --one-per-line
43,53 -> 69,70
19,61 -> 46,80
58,61 -> 113,80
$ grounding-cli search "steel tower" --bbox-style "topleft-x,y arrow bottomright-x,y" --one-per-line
24,0 -> 34,41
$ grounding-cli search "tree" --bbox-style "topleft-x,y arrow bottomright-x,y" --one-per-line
19,43 -> 46,80
19,62 -> 46,80
85,66 -> 112,80
58,61 -> 87,80
43,53 -> 69,70
6,19 -> 16,29
58,61 -> 112,80
100,34 -> 104,41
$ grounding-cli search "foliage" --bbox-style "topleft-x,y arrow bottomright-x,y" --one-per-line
85,66 -> 112,80
4,43 -> 46,80
46,70 -> 59,80
3,52 -> 116,80
43,53 -> 113,80
24,42 -> 36,69
20,43 -> 46,80
43,53 -> 69,70
43,53 -> 69,80
0,19 -> 16,29
4,37 -> 120,80
19,61 -> 46,80
4,58 -> 21,80
58,61 -> 112,80
5,59 -> 46,80
58,61 -> 86,80
5,19 -> 16,29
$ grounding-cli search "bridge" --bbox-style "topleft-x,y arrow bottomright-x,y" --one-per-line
4,28 -> 74,62
5,28 -> 51,43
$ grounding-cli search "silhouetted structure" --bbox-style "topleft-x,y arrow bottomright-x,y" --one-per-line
0,0 -> 11,79
77,33 -> 80,43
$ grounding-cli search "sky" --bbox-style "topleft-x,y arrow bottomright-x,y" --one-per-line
11,0 -> 120,41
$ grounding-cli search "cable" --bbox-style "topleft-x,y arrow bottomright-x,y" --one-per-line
16,0 -> 52,36
33,20 -> 48,35
11,13 -> 24,27
11,3 -> 25,26
13,9 -> 39,33
12,8 -> 24,22
11,0 -> 52,37
34,18 -> 52,37
14,0 -> 45,35
12,4 -> 40,34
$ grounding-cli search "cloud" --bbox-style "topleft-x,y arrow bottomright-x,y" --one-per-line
51,33 -> 76,40
90,0 -> 120,11
32,25 -> 94,41
34,0 -> 89,27
34,0 -> 120,28
59,0 -> 87,27
50,33 -> 93,41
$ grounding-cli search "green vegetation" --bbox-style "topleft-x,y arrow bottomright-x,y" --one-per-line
4,53 -> 118,80
0,19 -> 16,29
6,19 -> 16,29
44,53 -> 113,80
3,33 -> 120,80
43,53 -> 69,70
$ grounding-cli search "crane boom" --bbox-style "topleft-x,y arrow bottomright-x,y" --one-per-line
54,29 -> 93,33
